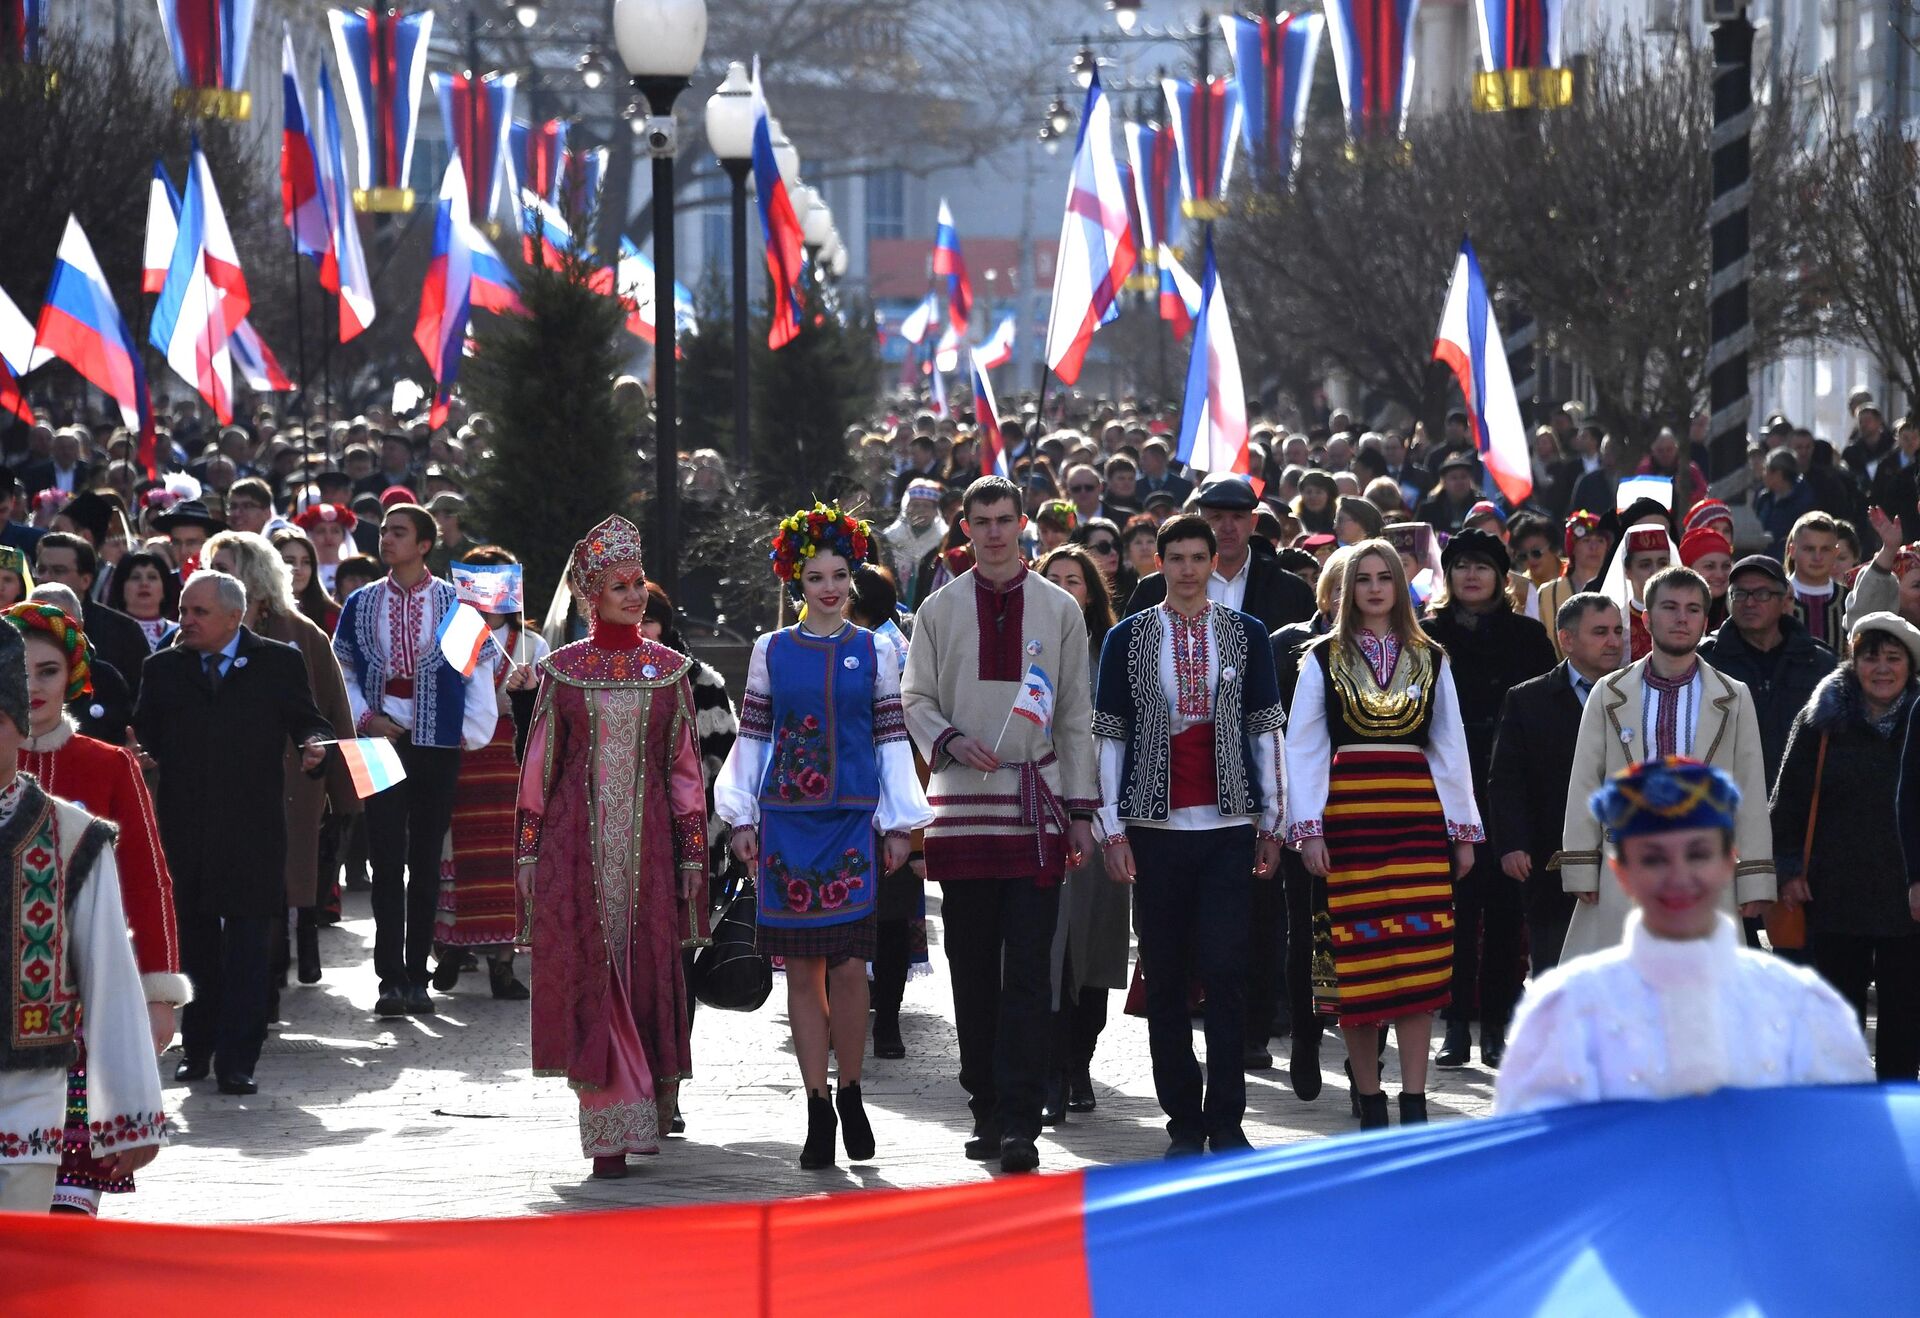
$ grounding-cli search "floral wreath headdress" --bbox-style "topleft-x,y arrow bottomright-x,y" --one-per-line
770,502 -> 873,586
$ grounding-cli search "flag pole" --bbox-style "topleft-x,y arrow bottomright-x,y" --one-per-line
291,230 -> 309,433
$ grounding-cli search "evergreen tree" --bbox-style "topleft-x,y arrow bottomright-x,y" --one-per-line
677,270 -> 738,457
465,250 -> 640,595
746,286 -> 880,512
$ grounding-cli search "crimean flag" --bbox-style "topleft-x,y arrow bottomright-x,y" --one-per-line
1325,0 -> 1422,140
750,57 -> 806,350
327,7 -> 435,202
142,163 -> 182,296
335,736 -> 406,797
1122,119 -> 1179,265
1157,243 -> 1201,341
1010,663 -> 1055,733
433,69 -> 515,226
435,600 -> 492,676
975,312 -> 1017,370
1161,76 -> 1243,218
933,323 -> 960,374
34,217 -> 156,470
4,0 -> 44,61
1044,71 -> 1137,386
414,154 -> 475,430
316,59 -> 376,340
509,118 -> 568,210
229,319 -> 293,392
0,284 -> 35,424
970,350 -> 1008,478
156,0 -> 257,108
1472,0 -> 1571,109
1432,236 -> 1530,506
896,292 -> 939,346
1175,232 -> 1249,479
280,27 -> 331,267
149,136 -> 252,426
933,198 -> 972,335
1220,10 -> 1325,180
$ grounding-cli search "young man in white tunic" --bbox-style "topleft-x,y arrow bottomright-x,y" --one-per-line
1496,757 -> 1870,1115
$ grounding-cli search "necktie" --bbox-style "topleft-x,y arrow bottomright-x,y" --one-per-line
203,651 -> 223,695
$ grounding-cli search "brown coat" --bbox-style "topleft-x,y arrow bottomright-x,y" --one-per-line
257,608 -> 360,907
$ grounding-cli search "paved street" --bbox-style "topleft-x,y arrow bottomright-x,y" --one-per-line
125,890 -> 1499,1223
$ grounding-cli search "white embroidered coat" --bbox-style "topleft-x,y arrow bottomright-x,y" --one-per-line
1494,913 -> 1873,1116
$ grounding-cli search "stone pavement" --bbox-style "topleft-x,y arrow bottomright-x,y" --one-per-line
124,891 -> 1499,1223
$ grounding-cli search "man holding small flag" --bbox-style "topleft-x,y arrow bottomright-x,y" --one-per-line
134,570 -> 334,1097
902,475 -> 1098,1175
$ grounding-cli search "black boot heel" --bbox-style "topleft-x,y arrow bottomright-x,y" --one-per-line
800,1089 -> 837,1170
837,1082 -> 876,1161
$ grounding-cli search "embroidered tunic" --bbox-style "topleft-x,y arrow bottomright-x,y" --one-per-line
515,634 -> 710,1158
714,624 -> 931,947
1495,912 -> 1872,1115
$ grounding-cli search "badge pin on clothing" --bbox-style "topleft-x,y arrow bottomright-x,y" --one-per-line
1619,727 -> 1636,745
88,704 -> 105,720
1220,665 -> 1237,682
1026,640 -> 1042,656
843,655 -> 860,669
233,656 -> 248,669
641,663 -> 659,679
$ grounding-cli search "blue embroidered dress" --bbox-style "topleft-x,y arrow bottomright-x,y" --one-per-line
715,622 -> 932,960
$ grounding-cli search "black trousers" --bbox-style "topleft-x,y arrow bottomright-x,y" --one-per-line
1813,931 -> 1920,1082
179,910 -> 272,1077
365,740 -> 463,987
1243,849 -> 1287,1045
1443,864 -> 1527,1026
1049,943 -> 1109,1074
872,916 -> 912,1019
1280,850 -> 1320,1040
1131,826 -> 1254,1143
939,876 -> 1060,1142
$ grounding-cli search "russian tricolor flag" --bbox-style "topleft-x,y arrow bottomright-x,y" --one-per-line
150,137 -> 252,426
1044,71 -> 1137,386
328,6 -> 434,194
750,57 -> 806,351
970,350 -> 1008,478
316,60 -> 376,340
1122,119 -> 1179,263
933,198 -> 972,336
1325,0 -> 1423,140
612,238 -> 694,346
335,737 -> 407,798
281,27 -> 331,268
7,0 -> 44,61
0,285 -> 36,424
1175,234 -> 1249,479
975,312 -> 1016,370
157,0 -> 256,95
34,217 -> 154,468
1433,236 -> 1531,506
470,228 -> 525,316
414,154 -> 475,430
1477,0 -> 1564,73
510,118 -> 568,212
520,188 -> 584,268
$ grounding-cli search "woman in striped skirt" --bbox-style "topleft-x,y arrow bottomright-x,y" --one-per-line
1284,540 -> 1482,1130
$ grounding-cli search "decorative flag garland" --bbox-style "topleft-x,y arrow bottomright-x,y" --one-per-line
328,6 -> 434,212
156,0 -> 257,118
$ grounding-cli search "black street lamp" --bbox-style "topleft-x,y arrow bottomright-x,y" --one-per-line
704,61 -> 755,470
614,0 -> 708,598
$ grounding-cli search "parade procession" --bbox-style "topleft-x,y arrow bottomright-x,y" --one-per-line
5,0 -> 1920,1312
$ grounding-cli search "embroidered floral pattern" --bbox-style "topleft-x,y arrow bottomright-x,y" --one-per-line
1355,629 -> 1401,689
14,815 -> 76,1054
771,713 -> 832,803
578,1098 -> 659,1157
1168,604 -> 1213,721
672,812 -> 707,871
767,846 -> 871,914
0,1125 -> 67,1158
1447,821 -> 1487,843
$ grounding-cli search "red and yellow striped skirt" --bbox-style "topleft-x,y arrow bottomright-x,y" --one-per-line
1313,746 -> 1454,1027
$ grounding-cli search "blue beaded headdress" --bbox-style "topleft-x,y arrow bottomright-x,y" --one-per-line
1589,756 -> 1740,842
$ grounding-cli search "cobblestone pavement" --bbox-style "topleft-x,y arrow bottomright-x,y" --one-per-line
124,891 -> 1499,1223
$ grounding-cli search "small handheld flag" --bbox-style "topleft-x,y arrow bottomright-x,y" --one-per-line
333,737 -> 408,798
451,563 -> 524,613
435,600 -> 492,677
1011,663 -> 1055,733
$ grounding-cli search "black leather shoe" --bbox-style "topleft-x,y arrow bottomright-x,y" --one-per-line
1480,1020 -> 1508,1070
670,1105 -> 686,1135
1066,1066 -> 1096,1113
431,957 -> 463,992
999,1136 -> 1040,1174
488,958 -> 530,1001
963,1129 -> 1002,1161
217,1073 -> 258,1095
1435,1020 -> 1473,1068
374,982 -> 408,1017
1040,1071 -> 1067,1127
1165,1136 -> 1206,1159
1209,1128 -> 1254,1155
174,1058 -> 211,1082
407,984 -> 436,1015
1289,1028 -> 1323,1102
296,926 -> 322,984
1241,1043 -> 1274,1071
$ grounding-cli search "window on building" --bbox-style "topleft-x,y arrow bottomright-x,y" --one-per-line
867,168 -> 905,241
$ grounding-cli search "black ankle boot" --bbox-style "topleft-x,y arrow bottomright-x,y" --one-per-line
836,1082 -> 876,1161
872,1010 -> 905,1059
489,956 -> 530,1001
296,925 -> 322,984
1399,1092 -> 1429,1125
1435,1020 -> 1473,1068
1357,1091 -> 1390,1131
1289,1025 -> 1322,1102
431,956 -> 463,993
800,1089 -> 837,1170
1067,1064 -> 1096,1113
1041,1070 -> 1067,1126
1480,1019 -> 1508,1070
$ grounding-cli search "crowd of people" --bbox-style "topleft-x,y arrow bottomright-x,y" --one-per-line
0,378 -> 1916,1211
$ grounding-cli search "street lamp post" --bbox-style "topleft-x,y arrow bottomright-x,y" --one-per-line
614,0 -> 707,599
704,61 -> 755,470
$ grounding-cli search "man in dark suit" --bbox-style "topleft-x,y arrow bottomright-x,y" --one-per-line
134,571 -> 332,1095
1135,438 -> 1194,505
18,426 -> 92,498
1487,591 -> 1624,976
34,532 -> 151,701
1125,474 -> 1315,633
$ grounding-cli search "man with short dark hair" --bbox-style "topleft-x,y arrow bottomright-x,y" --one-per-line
35,532 -> 151,701
1755,448 -> 1815,558
0,466 -> 46,554
1557,567 -> 1776,959
1416,454 -> 1480,535
1697,554 -> 1835,789
901,475 -> 1098,1175
354,433 -> 418,496
1126,474 -> 1314,632
332,505 -> 497,1018
223,477 -> 279,536
1490,593 -> 1624,975
1095,513 -> 1284,1156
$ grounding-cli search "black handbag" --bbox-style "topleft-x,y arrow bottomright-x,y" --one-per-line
691,875 -> 772,1012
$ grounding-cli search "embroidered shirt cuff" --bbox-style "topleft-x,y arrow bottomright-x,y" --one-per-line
672,813 -> 708,869
931,727 -> 962,767
515,811 -> 544,865
1287,819 -> 1324,846
1447,821 -> 1487,843
355,710 -> 376,735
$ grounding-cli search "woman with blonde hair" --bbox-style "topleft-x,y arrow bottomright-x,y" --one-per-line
1284,539 -> 1481,1130
203,530 -> 361,986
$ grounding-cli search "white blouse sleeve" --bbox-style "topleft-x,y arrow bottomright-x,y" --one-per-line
1253,727 -> 1283,837
73,848 -> 168,1155
1787,969 -> 1876,1085
713,634 -> 773,829
1425,657 -> 1486,842
1283,657 -> 1331,846
1492,976 -> 1602,1117
872,631 -> 934,834
1096,736 -> 1126,839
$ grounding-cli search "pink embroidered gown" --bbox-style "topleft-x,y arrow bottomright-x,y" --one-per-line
516,625 -> 710,1159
